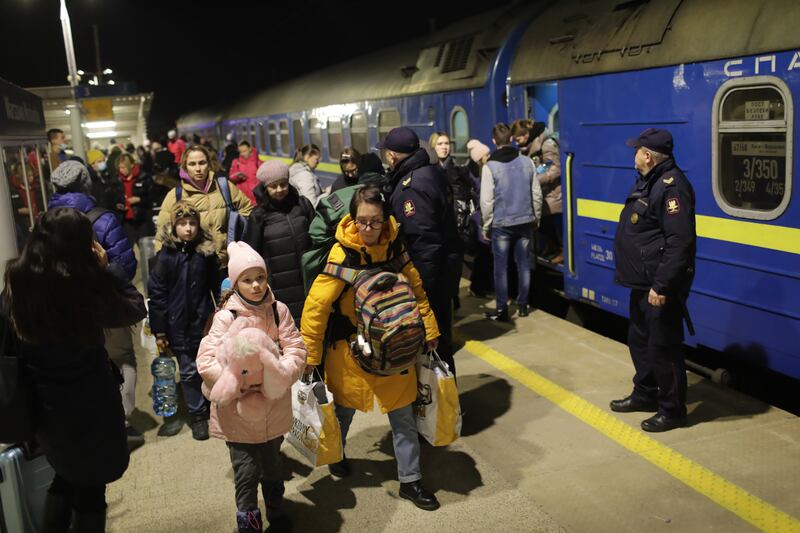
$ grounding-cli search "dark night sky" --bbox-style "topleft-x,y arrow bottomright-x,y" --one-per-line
2,0 -> 503,138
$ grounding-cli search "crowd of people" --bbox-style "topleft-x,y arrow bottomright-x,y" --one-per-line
5,119 -> 566,532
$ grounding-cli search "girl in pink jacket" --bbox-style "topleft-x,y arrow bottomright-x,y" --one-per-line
197,241 -> 307,533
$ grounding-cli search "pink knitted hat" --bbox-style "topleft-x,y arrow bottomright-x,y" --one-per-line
467,139 -> 491,163
227,241 -> 267,285
256,160 -> 290,186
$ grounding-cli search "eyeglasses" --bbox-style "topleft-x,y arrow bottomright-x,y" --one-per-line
355,218 -> 384,230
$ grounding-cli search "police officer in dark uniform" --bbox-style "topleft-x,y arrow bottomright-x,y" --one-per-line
610,128 -> 696,432
376,127 -> 461,376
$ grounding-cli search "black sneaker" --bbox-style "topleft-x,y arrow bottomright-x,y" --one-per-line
190,417 -> 209,441
518,304 -> 530,317
328,457 -> 350,478
485,309 -> 510,322
157,415 -> 184,437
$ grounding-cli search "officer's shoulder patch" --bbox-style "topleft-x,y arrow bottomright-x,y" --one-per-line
665,197 -> 680,215
662,176 -> 675,186
402,176 -> 412,187
403,199 -> 416,217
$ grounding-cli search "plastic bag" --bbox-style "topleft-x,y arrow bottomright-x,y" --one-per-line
286,378 -> 343,467
414,351 -> 462,446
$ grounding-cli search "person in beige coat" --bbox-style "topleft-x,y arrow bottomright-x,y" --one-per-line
155,144 -> 253,264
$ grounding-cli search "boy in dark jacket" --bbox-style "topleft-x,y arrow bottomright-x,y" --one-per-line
147,201 -> 220,439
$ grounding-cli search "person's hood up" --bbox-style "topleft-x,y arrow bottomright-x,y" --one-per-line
156,219 -> 217,256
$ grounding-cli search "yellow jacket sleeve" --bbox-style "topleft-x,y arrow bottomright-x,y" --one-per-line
300,245 -> 347,366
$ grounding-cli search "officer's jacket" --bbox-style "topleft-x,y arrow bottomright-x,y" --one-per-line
613,158 -> 696,295
385,148 -> 459,294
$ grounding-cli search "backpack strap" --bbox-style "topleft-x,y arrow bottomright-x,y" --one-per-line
271,301 -> 280,329
323,262 -> 363,286
86,206 -> 111,225
216,176 -> 237,212
175,184 -> 182,202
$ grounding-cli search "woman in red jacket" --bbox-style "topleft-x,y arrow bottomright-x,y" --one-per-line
229,141 -> 262,206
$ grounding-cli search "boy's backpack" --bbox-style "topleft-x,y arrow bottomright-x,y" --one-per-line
175,176 -> 246,245
322,242 -> 426,377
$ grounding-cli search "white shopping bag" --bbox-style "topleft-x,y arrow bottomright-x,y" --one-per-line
414,351 -> 462,446
286,379 -> 343,467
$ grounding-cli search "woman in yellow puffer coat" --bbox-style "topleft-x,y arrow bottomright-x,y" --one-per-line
301,184 -> 442,511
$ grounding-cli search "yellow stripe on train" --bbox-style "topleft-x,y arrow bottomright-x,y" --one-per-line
576,198 -> 800,255
258,154 -> 341,174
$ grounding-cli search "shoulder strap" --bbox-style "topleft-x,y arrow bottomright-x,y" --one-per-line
323,262 -> 364,286
175,184 -> 182,202
86,206 -> 110,225
271,301 -> 280,329
216,177 -> 237,212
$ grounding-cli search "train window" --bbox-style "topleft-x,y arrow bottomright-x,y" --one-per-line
450,107 -> 469,161
378,109 -> 401,143
239,123 -> 247,143
249,123 -> 257,148
279,119 -> 290,156
268,122 -> 278,154
350,112 -> 368,154
712,77 -> 793,220
308,118 -> 322,151
292,119 -> 304,153
328,117 -> 343,161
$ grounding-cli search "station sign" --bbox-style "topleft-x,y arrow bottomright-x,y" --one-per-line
0,77 -> 45,138
81,98 -> 114,122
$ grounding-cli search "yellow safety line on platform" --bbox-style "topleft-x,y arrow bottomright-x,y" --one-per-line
464,340 -> 800,533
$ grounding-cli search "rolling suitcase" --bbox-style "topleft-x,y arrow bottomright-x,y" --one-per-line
0,444 -> 54,533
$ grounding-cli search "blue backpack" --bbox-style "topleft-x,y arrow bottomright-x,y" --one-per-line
175,176 -> 246,244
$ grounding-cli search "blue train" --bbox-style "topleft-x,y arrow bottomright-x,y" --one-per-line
177,0 -> 800,379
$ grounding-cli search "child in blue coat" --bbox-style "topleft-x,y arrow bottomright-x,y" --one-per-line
147,201 -> 220,439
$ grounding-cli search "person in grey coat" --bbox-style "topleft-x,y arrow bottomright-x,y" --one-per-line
480,123 -> 543,322
289,144 -> 324,207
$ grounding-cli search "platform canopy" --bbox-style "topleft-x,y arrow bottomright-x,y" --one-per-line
26,85 -> 153,147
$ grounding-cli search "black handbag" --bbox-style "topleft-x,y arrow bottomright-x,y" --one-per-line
0,314 -> 36,444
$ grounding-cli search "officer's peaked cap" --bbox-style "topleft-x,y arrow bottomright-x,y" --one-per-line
375,126 -> 419,154
626,128 -> 673,156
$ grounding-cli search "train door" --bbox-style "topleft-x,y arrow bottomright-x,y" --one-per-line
0,142 -> 48,263
525,83 -> 565,270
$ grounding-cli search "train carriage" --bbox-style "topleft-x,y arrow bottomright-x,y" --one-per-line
177,0 -> 800,379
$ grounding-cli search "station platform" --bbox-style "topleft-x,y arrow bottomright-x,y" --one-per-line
106,287 -> 800,532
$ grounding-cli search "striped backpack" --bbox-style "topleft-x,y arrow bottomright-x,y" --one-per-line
323,244 -> 426,376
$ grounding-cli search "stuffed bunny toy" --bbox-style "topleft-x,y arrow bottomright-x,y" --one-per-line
208,316 -> 286,421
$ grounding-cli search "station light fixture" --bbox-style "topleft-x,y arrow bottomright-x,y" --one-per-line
77,69 -> 85,75
87,130 -> 118,139
107,80 -> 115,85
84,121 -> 117,129
103,68 -> 113,75
65,109 -> 71,115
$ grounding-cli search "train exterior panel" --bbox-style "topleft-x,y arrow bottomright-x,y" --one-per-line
547,51 -> 799,378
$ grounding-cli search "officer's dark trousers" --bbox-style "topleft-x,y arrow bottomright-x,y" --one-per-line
628,289 -> 687,418
427,283 -> 455,376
